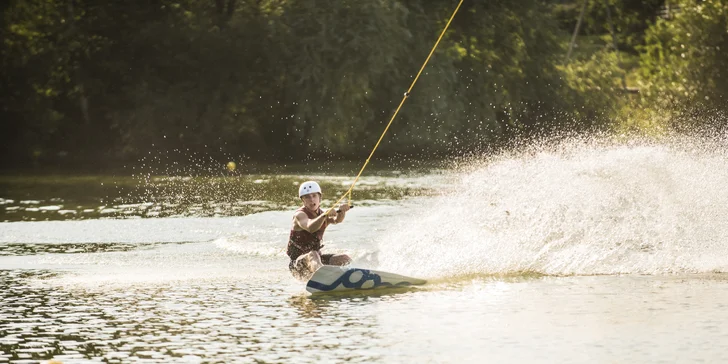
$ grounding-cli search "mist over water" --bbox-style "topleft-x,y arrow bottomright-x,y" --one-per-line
377,135 -> 728,277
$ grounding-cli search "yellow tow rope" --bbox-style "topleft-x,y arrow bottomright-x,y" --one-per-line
327,0 -> 464,213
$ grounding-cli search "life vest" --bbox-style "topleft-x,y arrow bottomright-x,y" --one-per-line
287,206 -> 328,261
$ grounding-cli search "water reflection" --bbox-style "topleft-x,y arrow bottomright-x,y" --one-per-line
5,270 -> 728,363
0,243 -> 167,257
288,295 -> 331,319
0,270 -> 394,363
0,174 -> 439,222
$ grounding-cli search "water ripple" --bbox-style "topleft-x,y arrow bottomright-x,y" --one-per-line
0,270 -> 399,363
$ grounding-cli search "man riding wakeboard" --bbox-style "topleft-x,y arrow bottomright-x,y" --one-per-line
287,181 -> 352,281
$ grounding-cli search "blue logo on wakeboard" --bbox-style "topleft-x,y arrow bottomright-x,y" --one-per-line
307,268 -> 415,292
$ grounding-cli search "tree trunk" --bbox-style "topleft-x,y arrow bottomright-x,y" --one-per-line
67,0 -> 90,125
603,0 -> 627,89
215,0 -> 236,28
566,0 -> 588,61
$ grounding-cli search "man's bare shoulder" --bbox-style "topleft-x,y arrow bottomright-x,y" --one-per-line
293,210 -> 309,225
292,210 -> 310,231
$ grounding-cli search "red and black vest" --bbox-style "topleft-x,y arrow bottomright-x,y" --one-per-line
287,206 -> 328,261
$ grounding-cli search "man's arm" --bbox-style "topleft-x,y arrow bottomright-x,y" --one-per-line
332,203 -> 351,224
294,210 -> 333,233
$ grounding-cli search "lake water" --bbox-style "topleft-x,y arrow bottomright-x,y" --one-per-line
2,139 -> 728,363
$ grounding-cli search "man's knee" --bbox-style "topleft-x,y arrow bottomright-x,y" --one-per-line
299,251 -> 320,264
330,254 -> 352,266
295,251 -> 322,269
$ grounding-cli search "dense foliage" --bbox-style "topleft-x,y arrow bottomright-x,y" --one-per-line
1,0 -> 726,170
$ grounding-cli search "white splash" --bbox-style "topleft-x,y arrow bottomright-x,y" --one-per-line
377,135 -> 728,277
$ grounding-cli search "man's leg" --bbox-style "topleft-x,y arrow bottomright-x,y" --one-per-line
303,251 -> 324,270
305,251 -> 324,271
326,254 -> 352,266
291,251 -> 324,281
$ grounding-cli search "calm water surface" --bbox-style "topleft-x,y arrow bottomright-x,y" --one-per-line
3,142 -> 728,363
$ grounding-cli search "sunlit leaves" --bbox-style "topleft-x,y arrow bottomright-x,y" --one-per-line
638,0 -> 728,112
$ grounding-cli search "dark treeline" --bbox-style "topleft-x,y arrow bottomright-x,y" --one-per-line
1,0 -> 726,170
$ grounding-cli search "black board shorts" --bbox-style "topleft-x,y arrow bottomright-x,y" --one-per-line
289,253 -> 334,281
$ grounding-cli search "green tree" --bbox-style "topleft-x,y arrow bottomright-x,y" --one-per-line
638,0 -> 728,112
2,0 -> 689,170
447,0 -> 587,140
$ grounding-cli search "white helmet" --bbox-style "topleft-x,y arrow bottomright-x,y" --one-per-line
298,181 -> 322,197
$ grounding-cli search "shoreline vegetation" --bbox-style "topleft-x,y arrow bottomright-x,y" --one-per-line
2,0 -> 728,171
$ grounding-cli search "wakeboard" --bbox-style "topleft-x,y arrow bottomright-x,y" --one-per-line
306,265 -> 426,294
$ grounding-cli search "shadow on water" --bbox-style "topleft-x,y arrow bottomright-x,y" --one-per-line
287,271 -> 549,312
289,285 -> 426,307
288,295 -> 335,319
